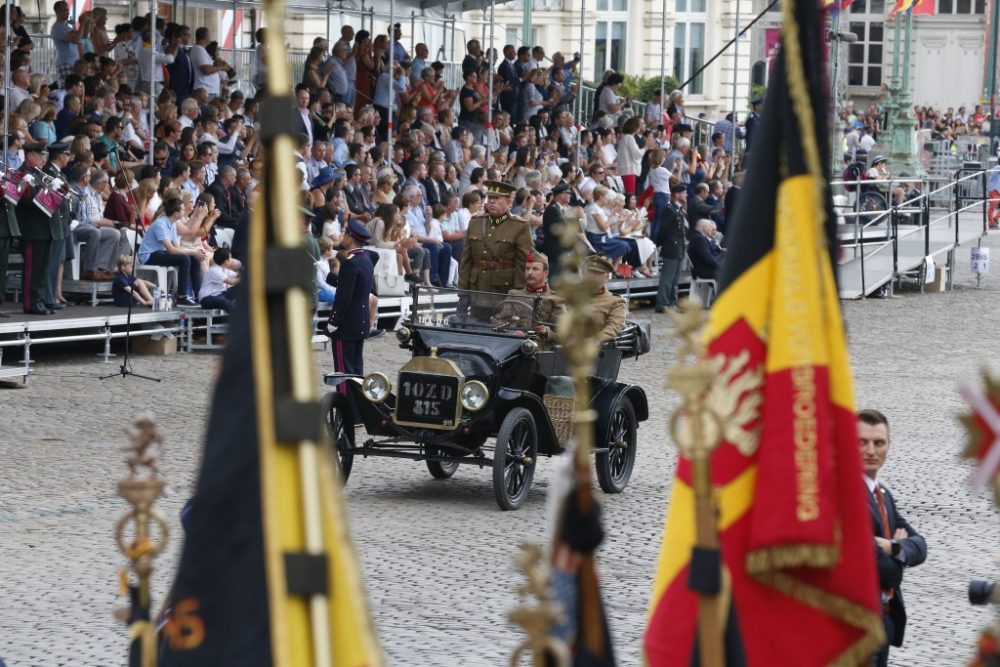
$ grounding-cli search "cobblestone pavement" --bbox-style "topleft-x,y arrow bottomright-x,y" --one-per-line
3,235 -> 1000,666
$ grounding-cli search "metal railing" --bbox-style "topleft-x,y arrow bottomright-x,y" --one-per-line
832,168 -> 996,297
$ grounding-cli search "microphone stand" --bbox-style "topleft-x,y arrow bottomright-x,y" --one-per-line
100,151 -> 160,382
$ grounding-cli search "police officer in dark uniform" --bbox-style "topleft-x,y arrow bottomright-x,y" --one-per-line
16,142 -> 55,314
327,218 -> 375,379
0,139 -> 21,317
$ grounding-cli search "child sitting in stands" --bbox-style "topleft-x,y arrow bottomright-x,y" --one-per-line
198,247 -> 241,312
316,236 -> 340,304
112,255 -> 155,307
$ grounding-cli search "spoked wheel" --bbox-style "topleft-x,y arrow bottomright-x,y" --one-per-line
859,190 -> 888,214
596,398 -> 637,493
492,407 -> 538,511
426,447 -> 460,479
321,392 -> 355,484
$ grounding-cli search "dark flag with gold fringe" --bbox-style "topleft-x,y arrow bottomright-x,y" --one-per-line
644,0 -> 885,664
157,0 -> 381,663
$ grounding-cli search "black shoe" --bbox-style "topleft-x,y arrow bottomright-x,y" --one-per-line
45,302 -> 66,310
367,329 -> 386,340
404,273 -> 422,283
177,296 -> 198,307
25,304 -> 50,315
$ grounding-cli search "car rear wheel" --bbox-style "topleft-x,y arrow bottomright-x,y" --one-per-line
596,398 -> 637,494
321,392 -> 354,484
426,448 -> 460,479
492,407 -> 538,511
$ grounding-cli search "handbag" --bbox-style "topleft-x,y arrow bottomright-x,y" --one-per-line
376,270 -> 407,297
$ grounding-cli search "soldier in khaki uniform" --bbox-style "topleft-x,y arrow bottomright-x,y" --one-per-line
458,180 -> 535,295
494,251 -> 565,343
584,255 -> 626,343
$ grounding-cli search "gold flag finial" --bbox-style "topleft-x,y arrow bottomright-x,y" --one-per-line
508,543 -> 570,667
115,416 -> 169,667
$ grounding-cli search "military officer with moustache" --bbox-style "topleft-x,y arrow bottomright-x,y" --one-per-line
458,180 -> 535,294
495,251 -> 565,343
583,254 -> 626,343
16,143 -> 56,314
0,139 -> 21,317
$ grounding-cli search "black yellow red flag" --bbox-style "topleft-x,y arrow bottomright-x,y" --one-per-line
645,0 -> 885,663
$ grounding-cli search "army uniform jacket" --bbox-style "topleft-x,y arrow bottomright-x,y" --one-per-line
15,164 -> 70,241
592,288 -> 626,343
505,286 -> 565,327
656,203 -> 687,260
458,212 -> 535,294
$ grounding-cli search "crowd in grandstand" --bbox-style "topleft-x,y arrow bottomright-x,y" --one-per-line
0,8 -> 760,315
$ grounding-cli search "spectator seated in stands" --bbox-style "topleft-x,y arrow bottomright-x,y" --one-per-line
198,247 -> 240,312
137,197 -> 205,305
69,164 -> 126,280
687,218 -> 724,281
315,236 -> 339,304
112,255 -> 155,307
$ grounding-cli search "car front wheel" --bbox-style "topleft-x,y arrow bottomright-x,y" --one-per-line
321,392 -> 354,484
492,407 -> 538,511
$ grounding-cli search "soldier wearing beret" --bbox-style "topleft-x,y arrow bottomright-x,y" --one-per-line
583,254 -> 626,343
15,142 -> 57,314
458,179 -> 535,295
327,218 -> 376,394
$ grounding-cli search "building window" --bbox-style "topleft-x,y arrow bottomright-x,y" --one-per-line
504,26 -> 539,49
674,0 -> 706,94
847,2 -> 884,89
593,0 -> 627,78
938,0 -> 986,13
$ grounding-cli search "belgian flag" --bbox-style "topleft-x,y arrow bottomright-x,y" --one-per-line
644,0 -> 886,664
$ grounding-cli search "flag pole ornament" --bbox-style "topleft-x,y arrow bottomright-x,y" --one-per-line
115,416 -> 169,667
507,191 -> 617,667
959,369 -> 1000,506
665,299 -> 758,667
508,543 -> 571,667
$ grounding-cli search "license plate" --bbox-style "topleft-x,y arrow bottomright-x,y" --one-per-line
396,372 -> 459,426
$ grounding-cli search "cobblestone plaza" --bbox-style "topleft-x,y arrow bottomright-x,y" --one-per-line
4,236 -> 1000,666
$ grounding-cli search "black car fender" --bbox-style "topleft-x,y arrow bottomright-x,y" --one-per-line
495,388 -> 563,455
591,379 -> 649,441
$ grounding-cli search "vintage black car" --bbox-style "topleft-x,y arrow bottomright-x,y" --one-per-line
321,288 -> 651,510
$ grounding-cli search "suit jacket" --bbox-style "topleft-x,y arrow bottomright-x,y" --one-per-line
722,185 -> 740,236
687,233 -> 722,280
168,47 -> 195,103
541,202 -> 565,278
208,181 -> 239,228
344,184 -> 375,215
421,177 -> 444,207
328,247 -> 374,340
868,480 -> 927,648
686,195 -> 716,227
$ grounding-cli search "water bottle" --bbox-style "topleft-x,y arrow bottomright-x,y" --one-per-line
156,290 -> 164,311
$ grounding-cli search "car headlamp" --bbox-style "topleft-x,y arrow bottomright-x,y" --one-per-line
520,338 -> 538,356
460,380 -> 489,411
361,372 -> 391,403
395,326 -> 412,343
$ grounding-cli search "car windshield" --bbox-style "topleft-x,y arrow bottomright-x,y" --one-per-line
407,287 -> 553,335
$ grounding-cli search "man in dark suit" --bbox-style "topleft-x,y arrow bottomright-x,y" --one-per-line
497,44 -> 520,118
167,25 -> 195,103
541,182 -> 572,279
343,164 -> 375,218
208,165 -> 239,229
327,219 -> 375,420
858,408 -> 927,667
655,183 -> 687,313
421,161 -> 447,208
687,218 -> 723,280
722,171 -> 743,237
686,182 -> 716,228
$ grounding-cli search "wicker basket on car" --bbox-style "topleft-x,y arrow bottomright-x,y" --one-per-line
543,394 -> 575,447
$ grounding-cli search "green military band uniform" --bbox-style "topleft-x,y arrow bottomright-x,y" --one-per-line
0,197 -> 19,308
15,166 -> 55,311
458,210 -> 535,294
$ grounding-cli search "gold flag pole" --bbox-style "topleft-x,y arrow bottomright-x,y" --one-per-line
667,300 -> 727,667
115,417 -> 169,667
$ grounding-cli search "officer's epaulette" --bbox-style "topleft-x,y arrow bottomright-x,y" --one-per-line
508,213 -> 526,223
